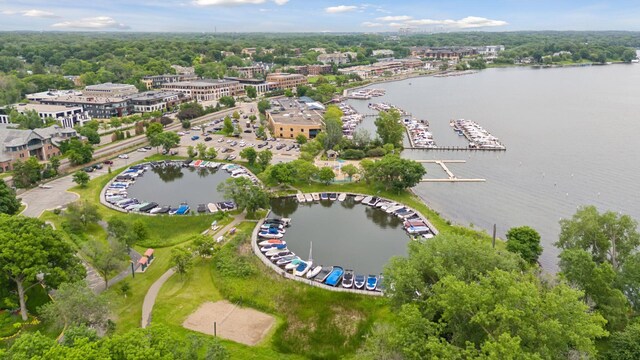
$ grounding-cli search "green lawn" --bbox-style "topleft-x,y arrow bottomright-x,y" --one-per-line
307,75 -> 336,84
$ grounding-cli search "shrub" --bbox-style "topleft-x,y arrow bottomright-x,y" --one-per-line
341,149 -> 365,160
366,147 -> 386,157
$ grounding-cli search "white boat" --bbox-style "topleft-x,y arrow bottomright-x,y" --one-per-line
285,258 -> 303,270
258,231 -> 284,239
306,265 -> 323,279
338,193 -> 347,201
207,203 -> 219,213
380,202 -> 396,211
296,193 -> 306,202
294,260 -> 313,277
354,195 -> 365,203
258,239 -> 286,246
386,205 -> 404,214
304,193 -> 313,202
312,193 -> 320,201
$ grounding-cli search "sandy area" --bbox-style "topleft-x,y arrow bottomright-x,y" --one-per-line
182,301 -> 276,346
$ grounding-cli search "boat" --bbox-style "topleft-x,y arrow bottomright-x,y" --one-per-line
269,251 -> 292,260
285,258 -> 304,270
341,269 -> 354,288
324,266 -> 344,287
312,193 -> 320,201
376,274 -> 384,292
258,239 -> 286,246
207,203 -> 219,213
293,260 -> 313,277
362,196 -> 372,204
337,193 -> 347,201
138,202 -> 159,212
296,193 -> 306,202
150,206 -> 169,214
354,195 -> 364,202
320,193 -> 329,200
367,197 -> 380,206
314,266 -> 334,283
386,205 -> 404,214
197,204 -> 207,213
354,274 -> 366,289
261,223 -> 284,231
304,194 -> 313,202
366,275 -> 378,291
329,193 -> 338,201
275,255 -> 298,266
306,265 -> 323,279
258,231 -> 284,239
175,203 -> 190,215
261,243 -> 287,252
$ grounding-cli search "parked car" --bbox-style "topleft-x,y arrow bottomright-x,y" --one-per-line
177,131 -> 185,136
191,135 -> 200,141
218,138 -> 225,143
118,154 -> 129,159
92,164 -> 103,170
137,148 -> 148,152
83,167 -> 94,172
204,136 -> 212,142
103,160 -> 114,165
143,146 -> 152,150
243,129 -> 252,133
276,143 -> 286,150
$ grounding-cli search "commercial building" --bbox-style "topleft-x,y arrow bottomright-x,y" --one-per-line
231,66 -> 266,78
0,103 -> 91,128
372,49 -> 394,57
129,91 -> 189,113
26,89 -> 82,102
409,46 -> 477,60
317,52 -> 357,65
40,95 -> 133,119
0,124 -> 77,172
160,79 -> 242,102
83,83 -> 139,98
266,98 -> 324,139
288,64 -> 332,76
265,73 -> 307,90
223,77 -> 275,95
141,74 -> 198,90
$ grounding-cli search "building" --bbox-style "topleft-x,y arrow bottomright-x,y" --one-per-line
0,103 -> 91,128
288,65 -> 333,76
0,124 -> 77,172
40,95 -> 133,119
223,77 -> 275,95
26,89 -> 83,102
372,49 -> 394,57
83,83 -> 139,98
141,73 -> 198,90
241,48 -> 257,57
409,46 -> 477,60
171,65 -> 195,75
309,47 -> 327,54
266,98 -> 324,139
231,66 -> 266,78
265,73 -> 307,90
129,91 -> 189,113
160,79 -> 242,102
64,75 -> 83,87
317,52 -> 356,65
479,45 -> 506,58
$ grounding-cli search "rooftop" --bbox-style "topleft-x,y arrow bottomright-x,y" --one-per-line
1,103 -> 83,114
129,91 -> 184,101
164,79 -> 239,87
85,83 -> 137,91
26,89 -> 83,101
268,98 -> 324,126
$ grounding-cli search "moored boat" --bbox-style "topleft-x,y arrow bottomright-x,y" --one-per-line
354,195 -> 364,202
304,193 -> 313,202
314,266 -> 333,283
320,193 -> 329,200
324,266 -> 344,287
376,274 -> 385,292
354,274 -> 366,289
258,239 -> 286,246
285,258 -> 303,270
266,250 -> 290,258
312,193 -> 320,201
293,260 -> 313,277
258,231 -> 284,239
366,275 -> 378,291
207,203 -> 219,213
261,243 -> 287,252
296,193 -> 306,202
337,193 -> 347,201
341,269 -> 354,288
175,203 -> 190,215
275,255 -> 297,266
306,265 -> 323,279
329,193 -> 338,201
362,196 -> 372,204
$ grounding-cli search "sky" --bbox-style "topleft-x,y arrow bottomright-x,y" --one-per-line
1,0 -> 640,32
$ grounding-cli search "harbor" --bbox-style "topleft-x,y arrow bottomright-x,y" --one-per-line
346,88 -> 386,100
450,119 -> 506,150
417,160 -> 487,182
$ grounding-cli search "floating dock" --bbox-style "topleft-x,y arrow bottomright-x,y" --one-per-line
417,160 -> 487,183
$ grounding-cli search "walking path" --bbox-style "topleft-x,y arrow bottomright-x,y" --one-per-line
141,213 -> 249,328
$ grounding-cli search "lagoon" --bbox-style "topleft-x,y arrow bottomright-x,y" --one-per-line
348,64 -> 640,271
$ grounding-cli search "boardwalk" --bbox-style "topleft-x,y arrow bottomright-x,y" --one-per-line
417,160 -> 487,183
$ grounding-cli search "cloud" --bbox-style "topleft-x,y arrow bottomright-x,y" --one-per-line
404,16 -> 508,29
193,0 -> 288,5
325,5 -> 358,14
52,16 -> 130,30
376,15 -> 412,22
388,22 -> 405,28
361,22 -> 383,27
1,9 -> 59,18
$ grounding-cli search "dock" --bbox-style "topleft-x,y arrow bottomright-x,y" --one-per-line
417,159 -> 487,183
406,146 -> 506,151
420,178 -> 486,183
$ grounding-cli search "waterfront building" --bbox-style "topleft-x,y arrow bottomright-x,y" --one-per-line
317,52 -> 357,65
223,77 -> 275,95
142,73 -> 198,89
265,73 -> 307,90
0,124 -> 77,172
267,98 -> 324,139
39,95 -> 133,119
83,83 -> 139,97
287,65 -> 333,76
409,46 -> 477,60
129,91 -> 189,113
0,103 -> 90,128
161,79 -> 242,102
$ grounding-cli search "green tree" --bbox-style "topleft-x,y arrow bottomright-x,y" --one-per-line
607,321 -> 640,360
0,215 -> 84,320
296,134 -> 307,145
257,149 -> 273,169
154,131 -> 180,153
364,155 -> 426,193
63,200 -> 102,233
192,235 -> 217,258
322,106 -> 343,150
505,226 -> 543,264
9,109 -> 47,129
232,111 -> 240,120
12,157 -> 43,188
196,143 -> 207,159
0,180 -> 21,215
39,281 -> 110,329
246,85 -> 257,99
217,177 -> 270,215
218,96 -> 236,108
171,247 -> 193,278
290,159 -> 318,184
107,218 -> 129,242
341,163 -> 358,181
374,109 -> 404,148
83,238 -> 127,288
222,116 -> 234,135
317,167 -> 335,185
205,147 -> 218,159
239,147 -> 258,166
131,220 -> 149,243
187,145 -> 197,158
257,99 -> 271,114
72,171 -> 90,188
267,162 -> 296,185
49,155 -> 61,175
63,138 -> 94,166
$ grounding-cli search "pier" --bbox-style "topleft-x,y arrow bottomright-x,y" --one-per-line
417,160 -> 487,183
407,146 -> 506,151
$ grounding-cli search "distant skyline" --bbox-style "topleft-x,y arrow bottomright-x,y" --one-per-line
1,0 -> 640,32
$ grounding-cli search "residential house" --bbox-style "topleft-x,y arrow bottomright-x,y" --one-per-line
0,124 -> 77,172
0,103 -> 91,128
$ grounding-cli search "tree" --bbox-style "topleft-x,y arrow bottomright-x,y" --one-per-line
72,171 -> 90,188
0,180 -> 21,215
217,177 -> 270,214
181,120 -> 191,129
107,218 -> 129,242
196,143 -> 207,159
154,131 -> 180,153
364,155 -> 426,192
192,235 -> 217,258
187,145 -> 197,158
131,220 -> 149,243
341,164 -> 358,181
290,160 -> 318,184
317,167 -> 335,185
9,109 -> 47,130
296,134 -> 307,145
267,162 -> 297,185
258,99 -> 271,114
39,281 -> 110,329
322,106 -> 343,150
246,85 -> 257,99
83,239 -> 127,288
352,128 -> 371,149
257,149 -> 273,169
505,226 -> 543,264
146,122 -> 164,147
12,157 -> 43,188
239,147 -> 258,165
49,155 -> 61,175
205,147 -> 218,159
78,126 -> 101,145
218,96 -> 236,108
222,116 -> 234,135
0,215 -> 84,320
63,200 -> 102,233
375,109 -> 405,148
63,138 -> 94,166
607,321 -> 640,360
171,247 -> 193,278
232,111 -> 240,120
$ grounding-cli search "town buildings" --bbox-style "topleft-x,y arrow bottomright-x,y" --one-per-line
317,52 -> 358,65
372,49 -> 395,57
409,46 -> 478,60
287,64 -> 333,76
267,98 -> 324,139
160,79 -> 242,102
265,73 -> 307,90
231,65 -> 266,78
26,89 -> 82,102
223,77 -> 275,95
0,103 -> 91,128
142,73 -> 198,90
129,91 -> 190,113
39,95 -> 133,119
0,124 -> 77,172
82,83 -> 139,98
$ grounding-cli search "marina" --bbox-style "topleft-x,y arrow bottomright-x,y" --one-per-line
417,160 -> 487,182
346,88 -> 386,100
451,119 -> 506,150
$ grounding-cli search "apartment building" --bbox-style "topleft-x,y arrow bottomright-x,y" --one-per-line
0,124 -> 77,172
0,103 -> 91,128
265,73 -> 307,90
83,83 -> 139,97
161,79 -> 242,102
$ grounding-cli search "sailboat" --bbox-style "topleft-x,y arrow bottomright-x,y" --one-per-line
294,241 -> 313,277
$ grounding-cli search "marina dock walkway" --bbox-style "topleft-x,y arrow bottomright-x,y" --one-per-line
417,160 -> 487,183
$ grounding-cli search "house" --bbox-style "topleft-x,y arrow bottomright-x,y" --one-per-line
0,124 -> 77,172
0,103 -> 91,128
372,49 -> 394,57
83,83 -> 139,98
317,52 -> 356,65
267,98 -> 324,139
241,48 -> 257,57
265,73 -> 307,90
161,79 -> 242,102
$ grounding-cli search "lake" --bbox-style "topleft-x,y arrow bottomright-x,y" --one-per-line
270,196 -> 410,274
126,165 -> 231,208
348,64 -> 640,271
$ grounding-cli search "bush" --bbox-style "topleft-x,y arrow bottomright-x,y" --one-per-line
366,147 -> 386,157
341,149 -> 365,160
213,234 -> 257,278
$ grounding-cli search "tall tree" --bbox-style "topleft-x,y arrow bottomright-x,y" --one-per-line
217,177 -> 270,214
0,180 -> 21,215
154,131 -> 180,153
0,215 -> 84,320
505,225 -> 543,264
72,171 -> 90,188
222,116 -> 234,135
83,239 -> 128,288
39,281 -> 110,329
12,157 -> 43,188
317,167 -> 335,185
257,149 -> 273,169
363,155 -> 426,193
171,247 -> 193,279
374,109 -> 404,148
246,85 -> 257,99
239,147 -> 258,166
63,201 -> 102,232
322,105 -> 343,150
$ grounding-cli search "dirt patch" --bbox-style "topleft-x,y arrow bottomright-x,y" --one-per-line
183,301 -> 276,346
